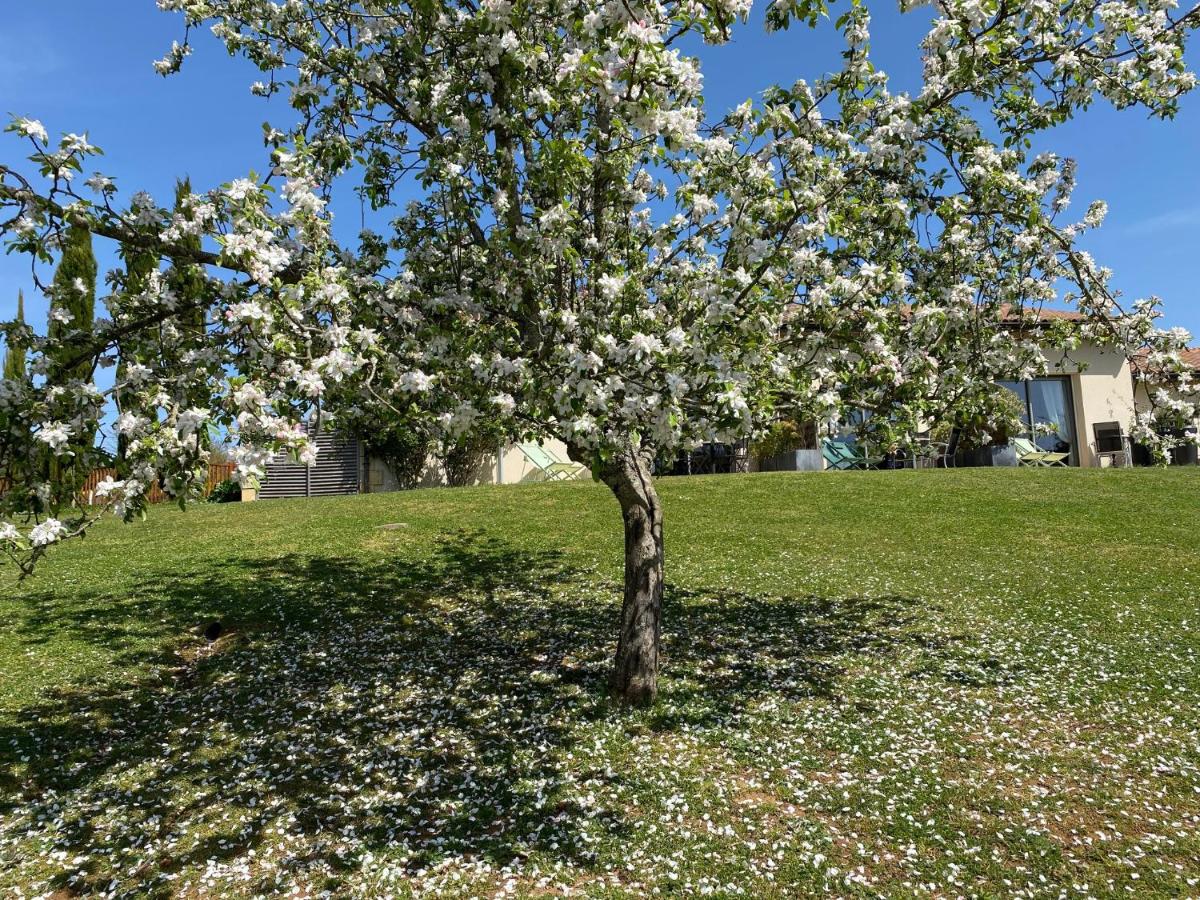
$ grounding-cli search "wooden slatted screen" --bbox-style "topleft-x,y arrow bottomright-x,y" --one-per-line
259,423 -> 362,500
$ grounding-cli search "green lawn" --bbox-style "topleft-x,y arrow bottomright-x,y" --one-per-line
2,469 -> 1199,897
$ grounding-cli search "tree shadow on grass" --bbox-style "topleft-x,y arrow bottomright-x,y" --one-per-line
0,530 -> 933,895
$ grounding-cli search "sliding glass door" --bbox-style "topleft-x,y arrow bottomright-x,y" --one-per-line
997,377 -> 1077,465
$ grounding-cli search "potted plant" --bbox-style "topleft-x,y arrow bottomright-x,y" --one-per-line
753,419 -> 825,472
942,386 -> 1025,467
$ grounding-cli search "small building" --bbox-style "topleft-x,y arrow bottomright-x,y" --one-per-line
998,339 -> 1138,468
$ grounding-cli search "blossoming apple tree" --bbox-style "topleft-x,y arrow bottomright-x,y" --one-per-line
2,0 -> 1198,703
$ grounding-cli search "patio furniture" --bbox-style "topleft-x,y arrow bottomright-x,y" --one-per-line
1093,422 -> 1132,468
935,427 -> 962,468
694,442 -> 732,474
909,439 -> 941,469
1011,436 -> 1069,467
822,439 -> 883,470
821,441 -> 844,469
730,440 -> 751,474
516,443 -> 587,481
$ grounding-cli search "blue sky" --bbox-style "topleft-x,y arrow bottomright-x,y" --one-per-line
2,2 -> 1197,341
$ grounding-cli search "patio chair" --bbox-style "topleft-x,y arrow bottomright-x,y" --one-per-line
1011,436 -> 1069,467
691,442 -> 732,474
730,440 -> 750,474
1092,422 -> 1131,468
822,439 -> 883,470
821,441 -> 845,470
934,427 -> 962,469
516,443 -> 587,481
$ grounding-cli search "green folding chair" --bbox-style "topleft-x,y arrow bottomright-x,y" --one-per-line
823,439 -> 883,470
1011,437 -> 1068,467
516,443 -> 587,481
822,441 -> 850,470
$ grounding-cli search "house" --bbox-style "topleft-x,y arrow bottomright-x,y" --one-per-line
252,312 -> 1192,498
994,309 -> 1140,467
784,306 -> 1145,469
934,309 -> 1199,467
915,319 -> 1197,467
771,302 -> 1153,468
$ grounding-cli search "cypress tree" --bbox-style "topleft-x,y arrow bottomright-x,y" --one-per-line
115,245 -> 159,466
48,224 -> 98,384
170,178 -> 207,338
1,291 -> 31,486
47,225 -> 98,470
2,290 -> 26,381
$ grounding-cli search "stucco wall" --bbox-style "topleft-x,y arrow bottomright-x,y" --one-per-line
1042,343 -> 1136,467
1133,380 -> 1200,428
366,437 -> 584,492
492,438 -> 581,484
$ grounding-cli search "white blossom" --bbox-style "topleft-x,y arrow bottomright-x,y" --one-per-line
35,422 -> 73,453
28,518 -> 66,547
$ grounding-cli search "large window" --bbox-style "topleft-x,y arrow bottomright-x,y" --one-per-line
997,377 -> 1077,465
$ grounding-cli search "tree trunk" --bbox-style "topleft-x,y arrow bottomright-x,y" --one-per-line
595,445 -> 664,706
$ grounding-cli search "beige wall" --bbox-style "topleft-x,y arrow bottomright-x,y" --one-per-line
1041,343 -> 1136,467
492,438 -> 582,484
1133,379 -> 1200,432
365,437 -> 584,492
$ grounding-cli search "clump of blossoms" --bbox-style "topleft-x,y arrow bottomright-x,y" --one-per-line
2,0 -> 1199,703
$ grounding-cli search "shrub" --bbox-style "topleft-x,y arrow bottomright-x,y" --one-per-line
752,419 -> 818,461
207,479 -> 241,503
365,426 -> 432,490
439,431 -> 498,487
934,385 -> 1027,450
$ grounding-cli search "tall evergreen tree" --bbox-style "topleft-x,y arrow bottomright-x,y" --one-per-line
114,180 -> 208,467
48,223 -> 97,382
165,178 -> 216,477
47,224 -> 98,469
169,178 -> 207,339
114,248 -> 158,466
1,290 -> 26,381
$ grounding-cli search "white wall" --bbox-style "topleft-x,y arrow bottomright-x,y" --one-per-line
1133,379 -> 1200,437
492,438 -> 580,484
365,437 -> 584,492
1041,343 -> 1136,467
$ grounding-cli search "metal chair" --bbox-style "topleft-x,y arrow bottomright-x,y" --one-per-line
730,440 -> 750,474
936,427 -> 961,468
516,443 -> 587,481
1092,422 -> 1131,468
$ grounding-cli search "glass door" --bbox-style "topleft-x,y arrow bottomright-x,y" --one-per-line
997,378 -> 1077,465
1027,378 -> 1075,462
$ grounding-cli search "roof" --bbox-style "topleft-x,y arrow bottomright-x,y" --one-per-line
779,304 -> 1200,364
996,305 -> 1086,324
779,302 -> 1087,325
1130,346 -> 1200,376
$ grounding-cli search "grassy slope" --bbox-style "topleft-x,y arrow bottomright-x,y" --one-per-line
1,469 -> 1198,897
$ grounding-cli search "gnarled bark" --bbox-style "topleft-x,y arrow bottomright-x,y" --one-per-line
594,444 -> 664,706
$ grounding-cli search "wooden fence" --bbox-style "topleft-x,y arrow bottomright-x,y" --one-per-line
79,462 -> 236,504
